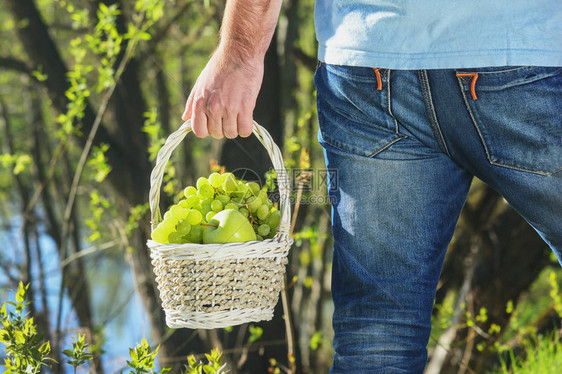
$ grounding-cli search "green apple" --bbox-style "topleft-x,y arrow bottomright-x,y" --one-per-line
202,209 -> 257,244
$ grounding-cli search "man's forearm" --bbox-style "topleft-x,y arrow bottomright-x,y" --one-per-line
218,0 -> 283,64
182,0 -> 283,137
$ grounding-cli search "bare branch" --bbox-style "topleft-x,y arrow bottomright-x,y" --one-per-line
0,56 -> 32,74
145,1 -> 192,51
59,239 -> 120,268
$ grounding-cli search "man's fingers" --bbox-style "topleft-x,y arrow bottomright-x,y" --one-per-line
238,112 -> 254,138
183,86 -> 255,140
206,114 -> 224,139
191,99 -> 209,138
207,117 -> 224,139
204,98 -> 224,139
182,92 -> 194,121
222,111 -> 238,139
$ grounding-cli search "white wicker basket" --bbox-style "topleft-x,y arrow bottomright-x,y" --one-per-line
147,120 -> 293,329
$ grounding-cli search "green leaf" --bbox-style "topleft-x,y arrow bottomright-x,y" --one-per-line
129,347 -> 138,361
88,231 -> 101,242
187,355 -> 197,366
0,329 -> 9,343
14,154 -> 32,175
309,331 -> 322,350
137,31 -> 152,41
39,341 -> 51,355
15,282 -> 27,304
14,330 -> 25,344
99,3 -> 108,13
62,349 -> 75,357
248,325 -> 263,343
32,66 -> 48,82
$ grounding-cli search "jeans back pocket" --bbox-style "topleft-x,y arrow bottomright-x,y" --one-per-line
456,66 -> 562,176
315,63 -> 406,158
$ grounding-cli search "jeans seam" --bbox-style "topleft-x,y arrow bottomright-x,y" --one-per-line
370,135 -> 408,157
324,64 -> 380,82
386,70 -> 400,133
417,70 -> 451,157
456,66 -> 531,74
320,135 -> 407,159
455,77 -> 559,176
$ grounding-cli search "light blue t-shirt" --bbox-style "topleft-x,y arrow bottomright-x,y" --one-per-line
315,0 -> 562,69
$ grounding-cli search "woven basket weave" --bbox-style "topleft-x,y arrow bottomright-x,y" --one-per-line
147,120 -> 293,329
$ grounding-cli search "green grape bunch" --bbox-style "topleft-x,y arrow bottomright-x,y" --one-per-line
151,171 -> 281,244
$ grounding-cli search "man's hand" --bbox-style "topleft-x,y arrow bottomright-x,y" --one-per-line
182,48 -> 263,139
180,0 -> 282,139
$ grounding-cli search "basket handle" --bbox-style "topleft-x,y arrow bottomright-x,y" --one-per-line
149,120 -> 291,241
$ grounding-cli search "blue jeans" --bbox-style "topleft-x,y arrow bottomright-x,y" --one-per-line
314,64 -> 562,373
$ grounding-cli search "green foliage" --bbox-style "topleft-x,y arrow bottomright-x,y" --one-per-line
429,266 -> 562,371
57,0 -> 168,140
127,203 -> 150,237
549,271 -> 562,317
57,1 -> 122,138
493,333 -> 562,374
126,339 -> 170,374
162,163 -> 180,197
134,0 -> 166,25
69,8 -> 89,29
1,282 -> 230,374
248,325 -> 263,343
0,282 -> 52,374
264,169 -> 277,191
84,190 -> 112,242
309,331 -> 322,351
295,225 -> 330,278
501,268 -> 562,344
57,35 -> 90,138
432,291 -> 456,332
184,348 -> 227,374
31,65 -> 48,82
143,108 -> 165,162
293,225 -> 329,249
0,153 -> 32,175
62,333 -> 94,373
87,143 -> 112,183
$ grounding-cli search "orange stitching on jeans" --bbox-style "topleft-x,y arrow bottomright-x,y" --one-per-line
372,68 -> 383,90
456,72 -> 479,100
